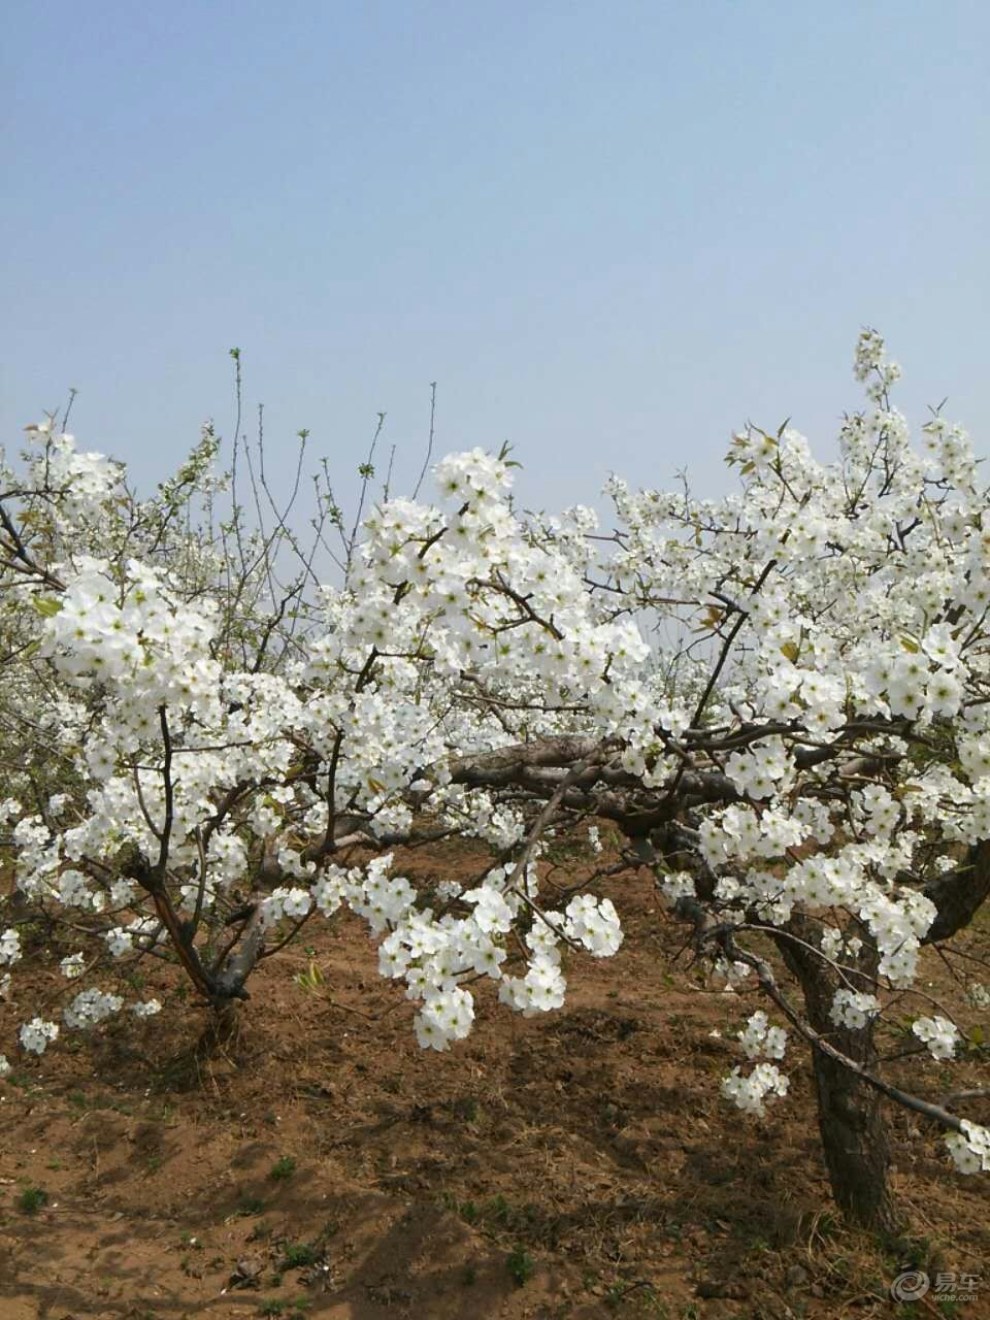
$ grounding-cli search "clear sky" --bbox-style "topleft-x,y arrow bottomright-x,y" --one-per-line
3,1 -> 988,518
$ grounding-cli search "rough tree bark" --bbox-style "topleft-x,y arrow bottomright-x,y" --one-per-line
774,920 -> 903,1237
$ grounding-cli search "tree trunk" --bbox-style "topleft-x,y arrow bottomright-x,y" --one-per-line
198,996 -> 242,1055
773,922 -> 904,1237
807,1020 -> 902,1235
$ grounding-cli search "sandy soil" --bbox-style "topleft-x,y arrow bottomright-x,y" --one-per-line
2,843 -> 989,1319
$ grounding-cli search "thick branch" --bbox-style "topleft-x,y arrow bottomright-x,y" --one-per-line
727,937 -> 968,1136
922,838 -> 990,945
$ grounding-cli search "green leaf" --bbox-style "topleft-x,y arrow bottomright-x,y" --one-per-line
32,596 -> 62,618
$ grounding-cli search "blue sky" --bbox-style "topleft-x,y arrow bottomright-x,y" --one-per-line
3,1 -> 988,518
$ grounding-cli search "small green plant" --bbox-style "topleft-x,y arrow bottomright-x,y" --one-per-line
237,1194 -> 266,1216
506,1245 -> 535,1288
450,1096 -> 479,1123
280,1241 -> 319,1269
438,1190 -> 480,1224
269,1155 -> 297,1181
294,961 -> 325,993
484,1193 -> 536,1233
604,1282 -> 668,1314
17,1185 -> 49,1215
259,1300 -> 309,1319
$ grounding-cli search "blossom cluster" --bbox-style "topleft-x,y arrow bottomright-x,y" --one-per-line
946,1120 -> 990,1175
721,1011 -> 790,1117
911,1015 -> 960,1061
830,990 -> 881,1031
721,1063 -> 790,1117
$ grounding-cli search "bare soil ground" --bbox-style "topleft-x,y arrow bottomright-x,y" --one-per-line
2,842 -> 989,1319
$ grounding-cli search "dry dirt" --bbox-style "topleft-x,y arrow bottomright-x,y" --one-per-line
2,841 -> 989,1319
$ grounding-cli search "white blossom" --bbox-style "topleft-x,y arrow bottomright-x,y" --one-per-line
912,1015 -> 959,1061
19,1018 -> 59,1055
